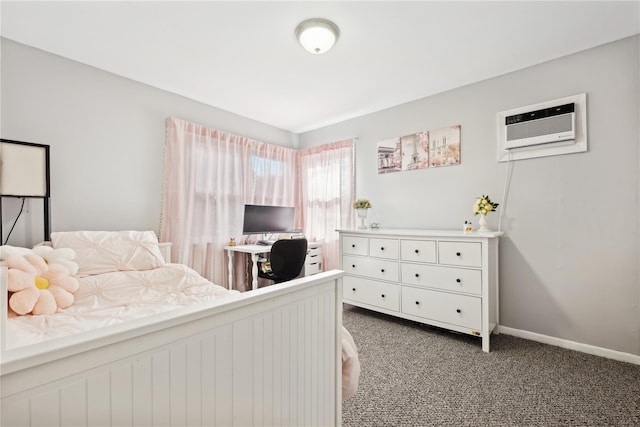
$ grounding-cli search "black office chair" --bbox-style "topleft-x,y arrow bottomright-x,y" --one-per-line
257,238 -> 308,284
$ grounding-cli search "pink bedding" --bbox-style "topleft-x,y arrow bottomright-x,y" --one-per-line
6,263 -> 239,349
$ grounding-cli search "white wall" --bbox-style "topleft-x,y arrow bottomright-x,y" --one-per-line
299,36 -> 640,356
1,38 -> 295,245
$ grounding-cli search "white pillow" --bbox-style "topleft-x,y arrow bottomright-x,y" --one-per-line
50,230 -> 165,275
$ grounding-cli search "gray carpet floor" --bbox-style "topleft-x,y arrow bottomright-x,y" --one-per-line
342,304 -> 640,426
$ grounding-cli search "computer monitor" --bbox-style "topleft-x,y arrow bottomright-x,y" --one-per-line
241,204 -> 295,235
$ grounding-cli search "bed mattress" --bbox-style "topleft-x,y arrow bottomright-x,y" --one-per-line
6,263 -> 240,349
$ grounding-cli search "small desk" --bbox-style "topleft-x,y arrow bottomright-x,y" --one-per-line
224,244 -> 272,291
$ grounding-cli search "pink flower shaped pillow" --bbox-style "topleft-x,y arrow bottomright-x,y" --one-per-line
33,245 -> 79,276
7,253 -> 80,315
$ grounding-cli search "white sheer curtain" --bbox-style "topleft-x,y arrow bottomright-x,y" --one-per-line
161,117 -> 297,290
297,140 -> 355,270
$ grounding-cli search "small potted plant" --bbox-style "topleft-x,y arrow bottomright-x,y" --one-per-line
473,194 -> 499,231
353,199 -> 372,229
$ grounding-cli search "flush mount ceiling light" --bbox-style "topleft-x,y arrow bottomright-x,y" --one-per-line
295,18 -> 340,54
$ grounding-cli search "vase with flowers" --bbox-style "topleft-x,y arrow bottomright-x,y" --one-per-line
473,194 -> 499,232
353,199 -> 372,229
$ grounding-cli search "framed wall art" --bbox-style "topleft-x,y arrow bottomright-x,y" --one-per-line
377,137 -> 402,174
429,125 -> 461,167
376,125 -> 461,173
401,131 -> 429,171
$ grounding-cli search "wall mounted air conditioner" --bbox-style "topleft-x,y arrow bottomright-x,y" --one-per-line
504,103 -> 575,149
497,93 -> 587,162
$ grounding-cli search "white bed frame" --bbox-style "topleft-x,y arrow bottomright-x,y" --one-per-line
1,264 -> 345,427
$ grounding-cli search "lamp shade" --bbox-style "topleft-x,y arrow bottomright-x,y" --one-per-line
295,18 -> 340,54
0,140 -> 49,197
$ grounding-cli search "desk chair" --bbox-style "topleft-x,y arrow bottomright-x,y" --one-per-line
257,238 -> 308,284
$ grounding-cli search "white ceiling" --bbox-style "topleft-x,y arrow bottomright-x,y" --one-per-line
2,1 -> 639,133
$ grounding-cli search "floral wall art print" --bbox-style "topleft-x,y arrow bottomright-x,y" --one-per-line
429,125 -> 461,167
401,131 -> 429,171
377,125 -> 461,174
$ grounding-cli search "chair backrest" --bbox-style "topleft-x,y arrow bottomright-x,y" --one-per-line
269,238 -> 308,282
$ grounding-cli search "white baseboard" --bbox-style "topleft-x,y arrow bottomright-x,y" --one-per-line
498,325 -> 640,366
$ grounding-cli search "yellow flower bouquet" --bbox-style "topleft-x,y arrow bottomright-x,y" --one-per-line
473,195 -> 499,216
353,199 -> 372,209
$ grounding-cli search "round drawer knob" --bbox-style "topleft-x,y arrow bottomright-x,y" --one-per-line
415,301 -> 420,305
381,294 -> 385,298
352,244 -> 356,248
415,273 -> 420,278
414,249 -> 419,254
381,269 -> 385,273
352,288 -> 356,291
352,264 -> 356,268
456,278 -> 461,283
456,309 -> 461,313
380,247 -> 385,251
456,252 -> 461,256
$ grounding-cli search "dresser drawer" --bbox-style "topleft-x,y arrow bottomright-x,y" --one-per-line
343,255 -> 399,282
401,287 -> 481,330
401,239 -> 437,263
369,238 -> 399,259
344,276 -> 400,311
438,241 -> 482,267
342,236 -> 368,256
401,264 -> 482,295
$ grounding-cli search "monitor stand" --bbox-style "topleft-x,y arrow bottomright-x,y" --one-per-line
257,233 -> 275,246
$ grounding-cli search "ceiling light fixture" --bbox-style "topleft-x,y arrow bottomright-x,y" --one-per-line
295,18 -> 340,55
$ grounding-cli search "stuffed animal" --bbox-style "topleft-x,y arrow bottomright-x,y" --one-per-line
0,245 -> 32,260
33,245 -> 79,276
7,253 -> 80,315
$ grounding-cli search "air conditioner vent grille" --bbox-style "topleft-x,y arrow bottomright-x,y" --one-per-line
506,113 -> 574,142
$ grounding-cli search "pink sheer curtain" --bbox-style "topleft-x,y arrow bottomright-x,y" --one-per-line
161,117 -> 250,286
297,140 -> 355,270
248,141 -> 298,224
161,117 -> 297,291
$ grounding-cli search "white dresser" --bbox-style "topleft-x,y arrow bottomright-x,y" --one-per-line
338,228 -> 502,352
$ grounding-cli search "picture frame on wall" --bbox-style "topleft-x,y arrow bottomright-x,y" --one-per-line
429,125 -> 461,167
376,125 -> 461,173
401,131 -> 429,171
377,138 -> 402,174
